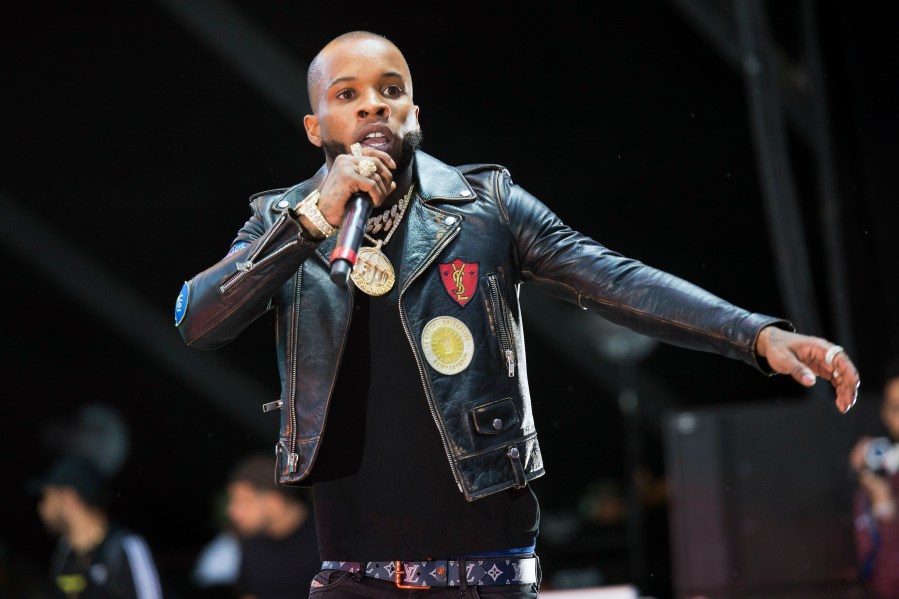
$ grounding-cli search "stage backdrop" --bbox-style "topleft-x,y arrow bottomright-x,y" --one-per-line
664,392 -> 881,599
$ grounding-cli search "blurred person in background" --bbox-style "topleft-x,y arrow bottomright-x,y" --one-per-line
225,453 -> 320,599
850,357 -> 899,599
190,488 -> 241,596
30,454 -> 164,599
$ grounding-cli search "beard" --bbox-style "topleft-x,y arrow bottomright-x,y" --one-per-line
397,129 -> 423,171
321,128 -> 423,175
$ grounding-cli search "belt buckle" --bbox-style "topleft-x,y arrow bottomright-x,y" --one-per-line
394,560 -> 431,589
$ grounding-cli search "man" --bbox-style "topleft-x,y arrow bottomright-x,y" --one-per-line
849,358 -> 899,598
30,454 -> 164,599
175,31 -> 860,598
226,453 -> 320,599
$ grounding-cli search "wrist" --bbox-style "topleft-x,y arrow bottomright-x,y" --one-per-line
292,189 -> 337,238
297,215 -> 326,241
755,325 -> 774,358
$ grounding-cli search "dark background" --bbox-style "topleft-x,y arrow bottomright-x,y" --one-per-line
3,2 -> 898,598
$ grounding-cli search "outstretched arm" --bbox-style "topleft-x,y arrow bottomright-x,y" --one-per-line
755,326 -> 861,413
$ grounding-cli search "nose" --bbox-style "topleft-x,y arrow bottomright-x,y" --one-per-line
357,90 -> 390,119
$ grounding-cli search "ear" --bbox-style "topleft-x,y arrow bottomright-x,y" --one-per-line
303,114 -> 322,148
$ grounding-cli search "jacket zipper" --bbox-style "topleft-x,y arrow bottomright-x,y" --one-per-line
219,214 -> 296,294
221,241 -> 298,294
487,273 -> 516,377
398,221 -> 464,492
288,266 -> 356,473
287,268 -> 302,472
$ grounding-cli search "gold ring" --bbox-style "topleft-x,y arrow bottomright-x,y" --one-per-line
357,159 -> 377,178
350,143 -> 363,157
824,345 -> 844,367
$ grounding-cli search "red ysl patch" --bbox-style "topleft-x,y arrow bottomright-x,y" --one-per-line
439,259 -> 479,307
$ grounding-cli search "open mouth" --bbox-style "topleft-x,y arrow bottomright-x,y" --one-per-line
358,128 -> 392,152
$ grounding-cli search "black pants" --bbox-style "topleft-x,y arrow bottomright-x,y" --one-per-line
309,569 -> 540,599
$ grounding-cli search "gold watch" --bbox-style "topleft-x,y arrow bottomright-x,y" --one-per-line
293,189 -> 336,238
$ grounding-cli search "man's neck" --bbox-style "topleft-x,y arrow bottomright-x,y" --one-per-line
381,164 -> 415,211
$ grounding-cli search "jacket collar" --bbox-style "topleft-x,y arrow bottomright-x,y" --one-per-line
309,151 -> 472,265
279,150 -> 476,210
413,150 -> 478,205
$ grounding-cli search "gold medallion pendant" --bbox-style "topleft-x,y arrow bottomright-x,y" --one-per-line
350,241 -> 396,296
348,184 -> 415,297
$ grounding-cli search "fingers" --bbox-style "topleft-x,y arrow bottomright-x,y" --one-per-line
353,145 -> 397,170
789,362 -> 817,387
764,331 -> 861,414
797,338 -> 860,413
354,169 -> 391,204
350,158 -> 391,198
317,150 -> 396,221
830,351 -> 861,414
814,346 -> 860,413
343,149 -> 396,205
824,345 -> 844,368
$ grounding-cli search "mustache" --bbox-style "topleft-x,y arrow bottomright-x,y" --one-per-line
321,129 -> 423,169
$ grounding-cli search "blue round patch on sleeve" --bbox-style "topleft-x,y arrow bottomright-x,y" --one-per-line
226,241 -> 249,257
174,281 -> 190,327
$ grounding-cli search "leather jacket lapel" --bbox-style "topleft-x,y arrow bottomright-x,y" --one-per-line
397,199 -> 459,293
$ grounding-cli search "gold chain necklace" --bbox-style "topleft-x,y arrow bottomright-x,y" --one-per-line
365,195 -> 409,235
350,185 -> 415,296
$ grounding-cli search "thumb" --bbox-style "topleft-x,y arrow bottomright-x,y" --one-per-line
779,352 -> 816,386
794,367 -> 817,387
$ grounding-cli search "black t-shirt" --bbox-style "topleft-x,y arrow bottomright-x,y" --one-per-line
47,525 -> 162,599
310,206 -> 539,561
236,517 -> 321,599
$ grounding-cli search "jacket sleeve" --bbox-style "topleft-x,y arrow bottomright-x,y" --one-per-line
104,531 -> 164,599
499,171 -> 793,373
175,195 -> 320,349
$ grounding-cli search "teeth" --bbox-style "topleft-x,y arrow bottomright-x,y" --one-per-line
365,132 -> 385,139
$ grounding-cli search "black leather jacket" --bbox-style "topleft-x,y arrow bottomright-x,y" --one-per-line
176,150 -> 790,501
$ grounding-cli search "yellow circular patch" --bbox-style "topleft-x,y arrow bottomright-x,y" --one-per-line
421,316 -> 475,375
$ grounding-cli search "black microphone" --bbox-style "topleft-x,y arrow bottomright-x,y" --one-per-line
330,192 -> 373,285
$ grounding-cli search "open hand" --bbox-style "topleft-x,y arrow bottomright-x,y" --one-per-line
756,326 -> 860,413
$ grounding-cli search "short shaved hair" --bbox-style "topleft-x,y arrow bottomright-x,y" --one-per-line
306,31 -> 408,113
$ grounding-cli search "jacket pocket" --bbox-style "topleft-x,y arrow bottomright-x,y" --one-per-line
470,397 -> 519,435
486,273 -> 516,377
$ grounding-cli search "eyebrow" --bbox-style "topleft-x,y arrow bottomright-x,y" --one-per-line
326,71 -> 406,90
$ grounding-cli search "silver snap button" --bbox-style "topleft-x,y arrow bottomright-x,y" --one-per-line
277,200 -> 290,209
460,190 -> 471,197
492,418 -> 503,430
508,447 -> 520,459
444,216 -> 457,225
